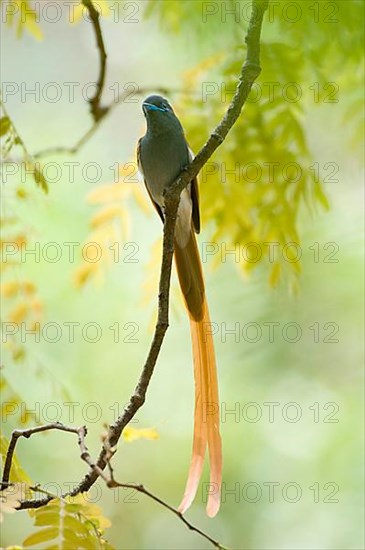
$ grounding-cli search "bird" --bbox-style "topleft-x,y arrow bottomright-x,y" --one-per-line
137,94 -> 222,517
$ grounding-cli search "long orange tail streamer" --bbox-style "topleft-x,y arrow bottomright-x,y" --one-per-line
174,228 -> 222,517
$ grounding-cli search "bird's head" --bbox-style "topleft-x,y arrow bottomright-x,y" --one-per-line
142,95 -> 174,116
141,95 -> 184,136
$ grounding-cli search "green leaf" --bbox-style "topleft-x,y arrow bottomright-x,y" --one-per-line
0,116 -> 11,137
314,182 -> 330,211
33,166 -> 49,194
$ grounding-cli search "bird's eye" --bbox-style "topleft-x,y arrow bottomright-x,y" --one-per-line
162,103 -> 169,111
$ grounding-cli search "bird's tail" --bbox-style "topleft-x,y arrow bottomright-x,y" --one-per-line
174,228 -> 222,517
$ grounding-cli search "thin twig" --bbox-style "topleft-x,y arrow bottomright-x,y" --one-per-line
108,480 -> 228,550
0,422 -> 87,491
16,0 -> 268,513
100,449 -> 228,549
33,0 -> 175,159
6,439 -> 226,549
81,0 -> 108,122
0,99 -> 31,162
32,86 -> 174,158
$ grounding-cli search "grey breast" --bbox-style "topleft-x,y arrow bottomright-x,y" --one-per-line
140,129 -> 190,207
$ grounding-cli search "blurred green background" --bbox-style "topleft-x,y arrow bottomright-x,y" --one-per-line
1,1 -> 364,549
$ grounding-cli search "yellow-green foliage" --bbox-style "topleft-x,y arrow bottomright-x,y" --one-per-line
143,0 -> 364,288
22,496 -> 114,549
1,2 -> 364,548
0,104 -> 48,193
1,0 -> 42,40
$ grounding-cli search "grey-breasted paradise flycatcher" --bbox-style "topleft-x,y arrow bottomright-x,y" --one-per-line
137,95 -> 222,517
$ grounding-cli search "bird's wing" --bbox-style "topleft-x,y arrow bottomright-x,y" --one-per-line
137,137 -> 165,223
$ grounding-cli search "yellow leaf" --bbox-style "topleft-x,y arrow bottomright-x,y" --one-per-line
123,427 -> 159,442
23,526 -> 59,547
22,281 -> 36,294
90,204 -> 126,229
29,298 -> 42,313
9,1 -> 43,41
72,2 -> 84,22
0,281 -> 19,297
73,263 -> 98,288
16,187 -> 28,199
23,14 -> 43,41
9,303 -> 28,324
68,494 -> 112,530
16,235 -> 27,246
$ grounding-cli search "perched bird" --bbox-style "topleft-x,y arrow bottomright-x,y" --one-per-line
137,95 -> 222,517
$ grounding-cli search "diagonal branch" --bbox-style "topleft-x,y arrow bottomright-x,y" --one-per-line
67,0 -> 269,496
107,481 -> 227,549
83,441 -> 227,549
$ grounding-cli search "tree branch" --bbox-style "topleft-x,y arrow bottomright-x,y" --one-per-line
10,438 -> 227,550
100,442 -> 228,549
67,0 -> 268,498
107,481 -> 227,549
1,422 -> 88,491
34,0 -> 172,158
33,86 -> 174,159
81,0 -> 108,122
32,0 -> 176,159
10,1 -> 268,541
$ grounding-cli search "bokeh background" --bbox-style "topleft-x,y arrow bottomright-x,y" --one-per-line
1,1 -> 364,549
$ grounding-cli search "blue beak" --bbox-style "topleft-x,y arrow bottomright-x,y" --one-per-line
143,102 -> 167,113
